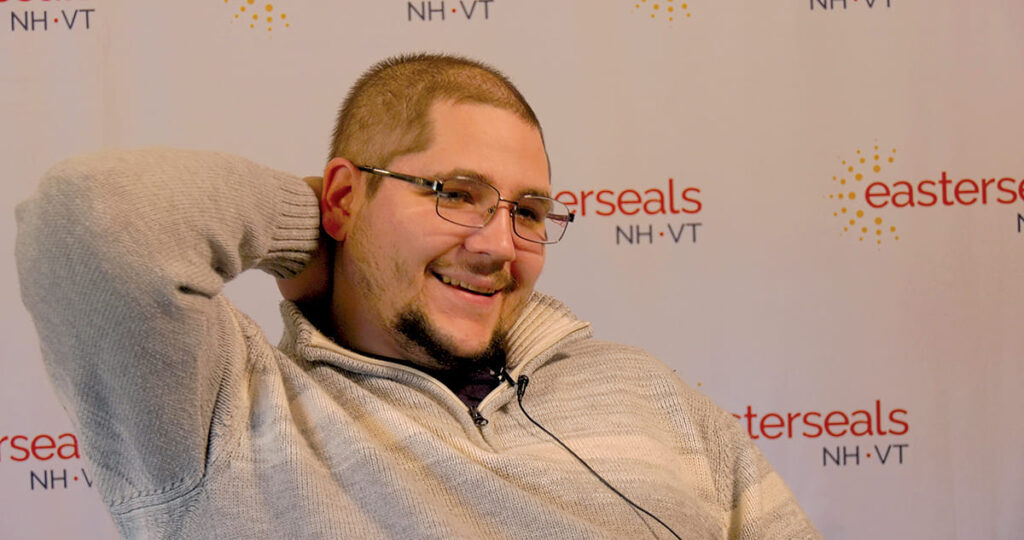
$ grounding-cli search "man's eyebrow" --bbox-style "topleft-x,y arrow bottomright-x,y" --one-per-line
437,168 -> 551,198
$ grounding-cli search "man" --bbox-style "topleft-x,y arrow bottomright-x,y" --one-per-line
17,54 -> 819,538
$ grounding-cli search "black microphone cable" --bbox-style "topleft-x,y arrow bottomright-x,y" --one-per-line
514,375 -> 682,540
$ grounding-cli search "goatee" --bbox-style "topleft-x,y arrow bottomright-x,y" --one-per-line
395,308 -> 508,373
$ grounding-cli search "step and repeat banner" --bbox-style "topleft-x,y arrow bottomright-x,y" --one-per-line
2,1 -> 1022,538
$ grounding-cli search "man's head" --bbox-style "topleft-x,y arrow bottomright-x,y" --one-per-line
320,54 -> 551,371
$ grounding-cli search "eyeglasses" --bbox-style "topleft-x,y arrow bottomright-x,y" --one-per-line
356,165 -> 574,244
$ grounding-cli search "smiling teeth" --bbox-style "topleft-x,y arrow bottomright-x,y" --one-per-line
438,274 -> 497,295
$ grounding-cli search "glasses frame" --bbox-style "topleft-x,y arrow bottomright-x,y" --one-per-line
355,165 -> 574,244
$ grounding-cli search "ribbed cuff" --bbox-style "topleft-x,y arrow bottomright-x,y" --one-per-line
258,179 -> 322,279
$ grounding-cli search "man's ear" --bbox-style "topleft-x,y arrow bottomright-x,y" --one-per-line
321,157 -> 363,241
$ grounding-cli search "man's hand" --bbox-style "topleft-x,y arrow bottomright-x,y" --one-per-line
277,176 -> 333,303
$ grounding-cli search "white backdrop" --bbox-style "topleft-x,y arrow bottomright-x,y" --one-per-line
2,1 -> 1022,538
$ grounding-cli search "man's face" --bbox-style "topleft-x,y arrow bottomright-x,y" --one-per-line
331,101 -> 549,370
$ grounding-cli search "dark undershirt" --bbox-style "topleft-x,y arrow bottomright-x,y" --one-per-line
362,352 -> 504,409
422,364 -> 505,409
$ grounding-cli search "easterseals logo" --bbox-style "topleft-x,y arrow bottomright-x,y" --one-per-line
3,0 -> 95,33
631,0 -> 692,22
732,400 -> 910,467
827,142 -> 1024,245
225,0 -> 290,31
554,177 -> 704,246
828,144 -> 901,245
809,0 -> 893,12
1,431 -> 97,492
406,0 -> 495,23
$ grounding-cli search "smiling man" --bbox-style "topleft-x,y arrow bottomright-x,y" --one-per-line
325,100 -> 549,370
17,54 -> 819,538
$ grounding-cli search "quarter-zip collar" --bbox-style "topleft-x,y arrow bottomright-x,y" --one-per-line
279,291 -> 591,420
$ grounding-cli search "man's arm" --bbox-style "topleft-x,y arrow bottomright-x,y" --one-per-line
725,440 -> 821,539
704,403 -> 821,539
15,148 -> 320,506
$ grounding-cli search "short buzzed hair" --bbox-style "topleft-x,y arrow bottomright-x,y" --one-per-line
329,53 -> 543,194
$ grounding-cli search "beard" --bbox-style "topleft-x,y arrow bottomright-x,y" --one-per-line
394,307 -> 508,373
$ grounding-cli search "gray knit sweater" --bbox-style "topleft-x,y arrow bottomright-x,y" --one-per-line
16,149 -> 819,539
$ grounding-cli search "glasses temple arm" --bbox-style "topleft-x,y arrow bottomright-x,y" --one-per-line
355,166 -> 442,191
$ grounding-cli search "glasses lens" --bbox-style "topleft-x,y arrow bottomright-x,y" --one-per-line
513,197 -> 552,241
436,177 -> 498,227
516,195 -> 572,244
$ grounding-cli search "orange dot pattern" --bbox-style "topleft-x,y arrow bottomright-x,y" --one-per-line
830,143 -> 900,246
227,1 -> 289,31
633,0 -> 691,22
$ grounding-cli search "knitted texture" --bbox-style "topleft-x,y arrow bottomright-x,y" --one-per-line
17,149 -> 819,539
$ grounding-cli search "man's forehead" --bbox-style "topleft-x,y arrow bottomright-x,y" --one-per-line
397,102 -> 550,197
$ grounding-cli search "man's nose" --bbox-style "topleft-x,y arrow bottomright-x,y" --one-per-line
464,203 -> 517,261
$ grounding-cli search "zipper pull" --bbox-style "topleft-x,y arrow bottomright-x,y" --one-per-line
469,407 -> 489,426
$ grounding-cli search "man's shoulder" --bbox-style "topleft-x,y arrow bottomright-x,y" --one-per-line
549,331 -> 680,381
547,331 -> 745,427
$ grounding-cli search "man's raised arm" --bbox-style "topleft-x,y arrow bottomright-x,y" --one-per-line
15,148 -> 320,507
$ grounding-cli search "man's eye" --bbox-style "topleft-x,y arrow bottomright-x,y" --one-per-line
515,206 -> 544,223
438,190 -> 474,204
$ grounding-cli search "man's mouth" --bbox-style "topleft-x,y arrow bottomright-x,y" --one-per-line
433,272 -> 500,297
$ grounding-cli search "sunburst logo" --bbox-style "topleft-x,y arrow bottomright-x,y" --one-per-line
224,0 -> 289,31
829,143 -> 900,246
631,0 -> 691,22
